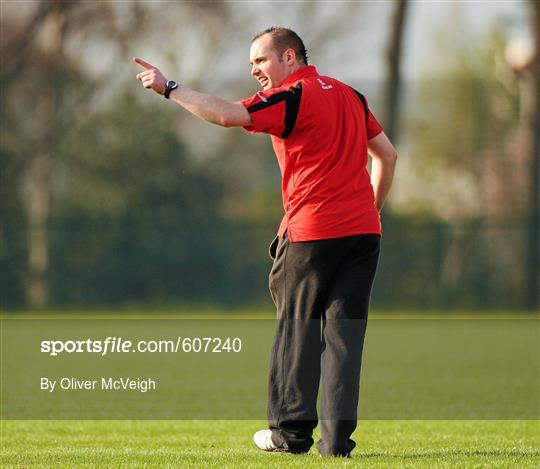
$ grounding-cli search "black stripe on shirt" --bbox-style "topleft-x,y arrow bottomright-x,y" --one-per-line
246,91 -> 288,113
246,84 -> 303,139
350,87 -> 369,121
281,83 -> 303,139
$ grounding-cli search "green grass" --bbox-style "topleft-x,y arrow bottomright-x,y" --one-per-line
3,317 -> 538,420
1,420 -> 539,467
2,311 -> 538,466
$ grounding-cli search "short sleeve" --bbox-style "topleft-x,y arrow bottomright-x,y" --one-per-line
366,109 -> 383,140
349,87 -> 383,140
240,84 -> 303,139
239,90 -> 287,137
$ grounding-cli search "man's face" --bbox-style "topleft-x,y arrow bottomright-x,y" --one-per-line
249,34 -> 290,91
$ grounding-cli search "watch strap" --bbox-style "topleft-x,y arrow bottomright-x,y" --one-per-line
164,80 -> 178,99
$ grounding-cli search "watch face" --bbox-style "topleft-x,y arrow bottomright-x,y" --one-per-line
167,80 -> 178,89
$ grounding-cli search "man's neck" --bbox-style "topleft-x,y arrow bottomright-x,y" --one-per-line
280,63 -> 306,85
288,63 -> 305,75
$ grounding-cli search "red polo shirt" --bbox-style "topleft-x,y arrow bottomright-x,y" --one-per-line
240,65 -> 383,242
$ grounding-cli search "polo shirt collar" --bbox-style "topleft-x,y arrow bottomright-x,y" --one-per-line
281,65 -> 318,87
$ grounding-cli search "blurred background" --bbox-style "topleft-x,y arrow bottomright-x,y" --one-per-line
1,0 -> 538,312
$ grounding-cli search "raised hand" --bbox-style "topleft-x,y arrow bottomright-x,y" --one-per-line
133,57 -> 167,95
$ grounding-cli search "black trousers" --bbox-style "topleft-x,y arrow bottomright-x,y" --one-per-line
267,231 -> 380,456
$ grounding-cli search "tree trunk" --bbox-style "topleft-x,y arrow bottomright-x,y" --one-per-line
25,154 -> 51,308
384,0 -> 409,143
22,2 -> 68,308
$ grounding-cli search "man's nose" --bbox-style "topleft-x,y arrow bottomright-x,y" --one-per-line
251,65 -> 260,77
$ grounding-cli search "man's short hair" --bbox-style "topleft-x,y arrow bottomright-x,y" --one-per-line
253,27 -> 309,65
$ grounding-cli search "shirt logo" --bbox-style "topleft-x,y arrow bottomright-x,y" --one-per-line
257,92 -> 268,102
317,78 -> 333,90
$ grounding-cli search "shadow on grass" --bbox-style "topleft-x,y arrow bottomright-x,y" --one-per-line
358,449 -> 540,459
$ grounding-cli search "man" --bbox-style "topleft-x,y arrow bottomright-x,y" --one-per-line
135,27 -> 397,458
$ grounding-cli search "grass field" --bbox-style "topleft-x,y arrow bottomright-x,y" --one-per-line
2,311 -> 539,466
1,420 -> 539,467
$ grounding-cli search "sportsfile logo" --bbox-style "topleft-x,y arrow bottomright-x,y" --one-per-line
40,336 -> 242,356
41,337 -> 133,356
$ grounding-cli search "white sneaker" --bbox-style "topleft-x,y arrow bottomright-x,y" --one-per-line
253,429 -> 278,451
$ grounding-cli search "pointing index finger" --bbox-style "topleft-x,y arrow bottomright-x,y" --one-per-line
133,57 -> 154,70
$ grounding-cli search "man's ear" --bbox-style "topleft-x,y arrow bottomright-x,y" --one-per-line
285,48 -> 296,66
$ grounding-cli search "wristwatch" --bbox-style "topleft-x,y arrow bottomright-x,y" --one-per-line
164,80 -> 178,99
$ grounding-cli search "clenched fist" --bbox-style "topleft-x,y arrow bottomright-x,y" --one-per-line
133,57 -> 167,95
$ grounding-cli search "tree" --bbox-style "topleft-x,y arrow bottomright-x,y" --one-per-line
50,92 -> 226,305
383,0 -> 409,143
0,0 -> 224,308
1,1 -> 79,307
402,15 -> 528,308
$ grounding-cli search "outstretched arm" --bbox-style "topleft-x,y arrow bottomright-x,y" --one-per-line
368,132 -> 397,213
133,57 -> 252,128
